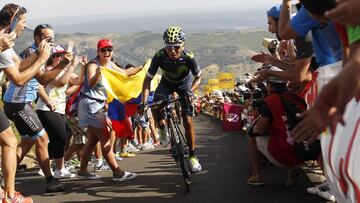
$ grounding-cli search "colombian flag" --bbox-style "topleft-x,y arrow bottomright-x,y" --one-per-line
101,59 -> 151,137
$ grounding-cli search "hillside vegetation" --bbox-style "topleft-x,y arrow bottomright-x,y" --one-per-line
15,29 -> 273,83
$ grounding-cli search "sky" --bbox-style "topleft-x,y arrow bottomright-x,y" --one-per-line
1,0 -> 281,20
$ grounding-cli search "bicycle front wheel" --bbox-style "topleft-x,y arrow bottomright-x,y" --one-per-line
169,118 -> 191,192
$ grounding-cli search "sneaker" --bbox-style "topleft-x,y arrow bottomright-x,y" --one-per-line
94,163 -> 111,172
46,178 -> 65,192
37,169 -> 44,176
77,171 -> 101,180
64,162 -> 76,173
54,169 -> 76,179
113,171 -> 138,182
37,169 -> 54,177
141,143 -> 155,151
159,128 -> 170,147
152,140 -> 160,147
127,143 -> 140,152
114,153 -> 124,161
2,191 -> 33,203
306,181 -> 336,202
120,152 -> 136,158
189,156 -> 202,173
246,175 -> 264,186
130,139 -> 139,147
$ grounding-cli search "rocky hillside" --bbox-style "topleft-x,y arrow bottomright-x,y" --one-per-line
14,29 -> 272,83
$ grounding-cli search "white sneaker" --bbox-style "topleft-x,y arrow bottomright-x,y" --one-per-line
37,169 -> 45,176
159,128 -> 170,147
307,181 -> 336,202
54,169 -> 76,179
115,152 -> 124,161
127,143 -> 140,152
141,143 -> 155,150
189,156 -> 202,173
37,168 -> 54,176
113,171 -> 138,182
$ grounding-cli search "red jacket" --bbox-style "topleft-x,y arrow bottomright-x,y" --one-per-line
264,93 -> 304,166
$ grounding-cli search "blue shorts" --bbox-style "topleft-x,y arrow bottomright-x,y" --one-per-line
153,75 -> 194,117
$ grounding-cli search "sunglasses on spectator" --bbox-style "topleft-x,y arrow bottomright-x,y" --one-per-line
54,53 -> 64,57
100,48 -> 113,53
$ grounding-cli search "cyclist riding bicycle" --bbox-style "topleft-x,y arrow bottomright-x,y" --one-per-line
141,26 -> 202,173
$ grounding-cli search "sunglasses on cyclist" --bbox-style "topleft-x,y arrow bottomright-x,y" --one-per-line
165,45 -> 182,50
100,48 -> 113,53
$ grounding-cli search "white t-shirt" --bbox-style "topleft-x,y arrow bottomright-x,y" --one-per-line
36,66 -> 68,114
0,48 -> 16,70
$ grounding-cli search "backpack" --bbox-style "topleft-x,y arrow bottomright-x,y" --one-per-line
65,59 -> 98,117
279,93 -> 321,161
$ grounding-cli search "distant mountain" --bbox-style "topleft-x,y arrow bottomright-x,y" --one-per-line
14,29 -> 273,84
36,9 -> 268,35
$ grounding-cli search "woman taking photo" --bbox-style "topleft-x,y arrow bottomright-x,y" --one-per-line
36,45 -> 85,179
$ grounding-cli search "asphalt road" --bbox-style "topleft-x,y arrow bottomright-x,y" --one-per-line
15,114 -> 326,203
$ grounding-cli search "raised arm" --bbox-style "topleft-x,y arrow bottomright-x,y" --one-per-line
111,62 -> 143,77
278,0 -> 298,40
3,42 -> 51,86
50,56 -> 80,87
36,53 -> 72,86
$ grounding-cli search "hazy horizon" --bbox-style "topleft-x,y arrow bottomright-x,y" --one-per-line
0,0 -> 281,34
1,0 -> 280,23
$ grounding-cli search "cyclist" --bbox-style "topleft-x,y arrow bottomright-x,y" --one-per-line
141,26 -> 202,173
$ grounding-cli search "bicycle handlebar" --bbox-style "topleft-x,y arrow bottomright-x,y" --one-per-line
147,97 -> 182,109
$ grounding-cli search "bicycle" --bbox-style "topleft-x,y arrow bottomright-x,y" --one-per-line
147,97 -> 192,193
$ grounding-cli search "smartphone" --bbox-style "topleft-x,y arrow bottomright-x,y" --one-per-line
67,41 -> 74,53
8,16 -> 19,33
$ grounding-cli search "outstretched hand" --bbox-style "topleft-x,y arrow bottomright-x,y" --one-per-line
249,69 -> 270,84
325,0 -> 360,25
251,51 -> 273,65
291,106 -> 328,144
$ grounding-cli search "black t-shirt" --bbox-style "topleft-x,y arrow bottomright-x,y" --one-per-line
147,48 -> 201,82
295,34 -> 313,60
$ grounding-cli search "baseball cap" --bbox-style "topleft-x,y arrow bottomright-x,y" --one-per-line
97,39 -> 113,50
267,5 -> 282,19
51,45 -> 65,55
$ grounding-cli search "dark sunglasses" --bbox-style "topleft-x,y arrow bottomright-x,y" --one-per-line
100,48 -> 113,53
53,53 -> 64,57
166,45 -> 182,50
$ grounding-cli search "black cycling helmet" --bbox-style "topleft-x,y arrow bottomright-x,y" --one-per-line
163,26 -> 186,44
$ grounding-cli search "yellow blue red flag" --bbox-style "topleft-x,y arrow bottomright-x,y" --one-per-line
101,59 -> 151,136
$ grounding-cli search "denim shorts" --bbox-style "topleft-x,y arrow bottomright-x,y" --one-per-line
77,98 -> 106,129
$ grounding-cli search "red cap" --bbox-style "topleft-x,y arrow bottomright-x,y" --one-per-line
97,39 -> 113,50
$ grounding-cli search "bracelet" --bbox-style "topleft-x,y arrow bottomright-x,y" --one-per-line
34,49 -> 40,56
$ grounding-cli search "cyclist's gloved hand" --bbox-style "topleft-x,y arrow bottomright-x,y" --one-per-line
138,102 -> 148,114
